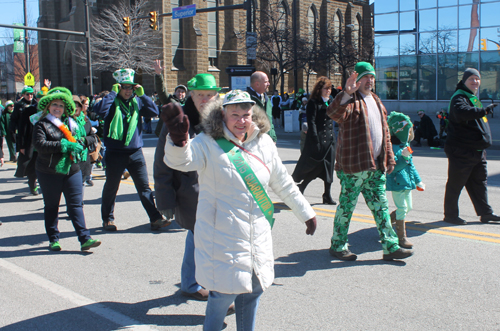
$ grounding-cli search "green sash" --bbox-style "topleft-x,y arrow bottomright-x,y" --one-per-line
216,138 -> 275,228
449,89 -> 487,123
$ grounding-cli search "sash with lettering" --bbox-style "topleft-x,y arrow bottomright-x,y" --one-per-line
216,138 -> 275,228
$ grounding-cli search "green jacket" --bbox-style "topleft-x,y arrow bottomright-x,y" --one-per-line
246,87 -> 277,142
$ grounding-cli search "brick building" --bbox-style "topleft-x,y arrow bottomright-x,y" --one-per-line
37,0 -> 372,96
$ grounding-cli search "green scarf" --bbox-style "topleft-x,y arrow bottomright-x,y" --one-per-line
449,89 -> 487,123
108,97 -> 139,146
75,112 -> 88,162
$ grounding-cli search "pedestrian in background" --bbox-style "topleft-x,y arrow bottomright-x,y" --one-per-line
443,68 -> 500,225
163,90 -> 316,331
33,87 -> 101,251
0,101 -> 16,162
413,110 -> 439,147
292,76 -> 337,205
246,71 -> 277,142
386,112 -> 425,248
327,62 -> 413,261
93,68 -> 169,232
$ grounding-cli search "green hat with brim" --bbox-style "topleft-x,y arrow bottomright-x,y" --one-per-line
21,86 -> 34,95
222,89 -> 255,107
187,73 -> 220,91
5,100 -> 14,107
355,62 -> 376,82
113,68 -> 135,85
37,87 -> 76,116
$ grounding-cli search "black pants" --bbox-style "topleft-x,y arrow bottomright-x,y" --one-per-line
444,145 -> 493,218
101,148 -> 162,223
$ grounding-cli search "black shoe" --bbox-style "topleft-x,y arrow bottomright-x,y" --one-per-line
226,303 -> 236,316
329,248 -> 357,261
103,220 -> 117,231
30,187 -> 39,196
383,248 -> 413,261
322,194 -> 337,205
443,216 -> 467,225
85,180 -> 94,187
480,213 -> 500,223
151,217 -> 172,231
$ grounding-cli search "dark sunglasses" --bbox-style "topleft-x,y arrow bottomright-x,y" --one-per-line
122,85 -> 134,90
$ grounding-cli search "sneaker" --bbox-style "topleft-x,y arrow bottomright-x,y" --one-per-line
103,220 -> 117,231
151,217 -> 172,231
81,239 -> 101,251
85,180 -> 94,187
30,187 -> 39,196
383,248 -> 413,261
96,162 -> 102,169
329,248 -> 357,261
49,241 -> 61,251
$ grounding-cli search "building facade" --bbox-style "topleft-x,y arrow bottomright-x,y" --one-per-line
374,0 -> 500,112
37,0 -> 372,96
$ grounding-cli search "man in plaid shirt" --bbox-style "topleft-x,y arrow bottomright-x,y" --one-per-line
326,62 -> 413,262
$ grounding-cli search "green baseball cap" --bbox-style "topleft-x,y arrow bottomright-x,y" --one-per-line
21,86 -> 34,94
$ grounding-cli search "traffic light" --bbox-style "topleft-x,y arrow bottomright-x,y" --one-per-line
149,11 -> 158,30
480,38 -> 487,51
123,17 -> 131,35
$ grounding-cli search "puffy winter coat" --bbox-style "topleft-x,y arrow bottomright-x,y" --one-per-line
386,143 -> 422,192
164,100 -> 315,294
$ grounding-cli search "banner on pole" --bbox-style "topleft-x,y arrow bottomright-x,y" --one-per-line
13,23 -> 25,53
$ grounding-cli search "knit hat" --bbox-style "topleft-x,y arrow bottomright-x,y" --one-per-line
387,111 -> 413,144
187,74 -> 221,91
113,68 -> 135,85
355,62 -> 376,82
461,68 -> 481,83
175,84 -> 187,92
21,86 -> 34,94
37,87 -> 76,116
222,89 -> 255,107
4,100 -> 14,107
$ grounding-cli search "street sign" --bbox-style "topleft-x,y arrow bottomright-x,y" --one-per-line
24,72 -> 35,86
172,4 -> 196,19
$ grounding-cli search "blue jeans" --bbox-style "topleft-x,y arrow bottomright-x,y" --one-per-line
101,149 -> 162,223
204,272 -> 263,331
36,169 -> 90,244
181,230 -> 202,293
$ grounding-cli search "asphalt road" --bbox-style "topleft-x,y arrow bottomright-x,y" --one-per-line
1,122 -> 500,330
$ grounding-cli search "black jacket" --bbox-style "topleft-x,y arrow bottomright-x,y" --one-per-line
446,82 -> 492,150
33,118 -> 81,175
153,97 -> 201,231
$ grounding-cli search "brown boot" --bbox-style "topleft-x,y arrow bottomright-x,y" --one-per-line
395,219 -> 413,249
390,210 -> 397,226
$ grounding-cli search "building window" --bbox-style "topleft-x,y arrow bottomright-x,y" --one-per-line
207,0 -> 218,68
307,6 -> 317,45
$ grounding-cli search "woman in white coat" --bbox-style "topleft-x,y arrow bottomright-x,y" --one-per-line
163,90 -> 317,331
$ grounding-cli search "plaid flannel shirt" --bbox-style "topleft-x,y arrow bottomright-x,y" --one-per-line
326,90 -> 395,174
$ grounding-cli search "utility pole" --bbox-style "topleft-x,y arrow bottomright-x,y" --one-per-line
23,0 -> 30,74
84,0 -> 93,96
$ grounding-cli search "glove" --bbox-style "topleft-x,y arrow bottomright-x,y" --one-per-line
60,138 -> 84,153
401,147 -> 412,158
162,103 -> 190,147
134,85 -> 144,97
305,216 -> 317,235
159,209 -> 175,220
416,182 -> 425,192
112,84 -> 120,94
485,103 -> 497,115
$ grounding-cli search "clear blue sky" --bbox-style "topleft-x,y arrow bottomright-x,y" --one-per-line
0,0 -> 39,45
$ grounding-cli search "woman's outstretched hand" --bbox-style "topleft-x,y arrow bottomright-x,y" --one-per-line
162,103 -> 190,147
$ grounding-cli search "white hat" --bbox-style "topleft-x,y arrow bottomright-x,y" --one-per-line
113,68 -> 135,84
222,89 -> 256,107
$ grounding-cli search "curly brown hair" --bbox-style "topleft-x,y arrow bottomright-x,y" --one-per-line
310,76 -> 332,101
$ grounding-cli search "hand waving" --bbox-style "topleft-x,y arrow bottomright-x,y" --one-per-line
344,72 -> 361,96
154,59 -> 163,76
162,103 -> 190,147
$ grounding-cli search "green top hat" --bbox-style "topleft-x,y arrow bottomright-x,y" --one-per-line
37,87 -> 76,116
113,68 -> 135,85
187,73 -> 220,91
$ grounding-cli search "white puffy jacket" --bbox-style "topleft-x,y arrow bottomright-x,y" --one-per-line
164,100 -> 315,294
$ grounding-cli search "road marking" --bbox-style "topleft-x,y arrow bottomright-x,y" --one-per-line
274,203 -> 500,245
0,259 -> 158,331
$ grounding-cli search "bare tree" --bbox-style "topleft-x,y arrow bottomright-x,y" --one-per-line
75,0 -> 162,75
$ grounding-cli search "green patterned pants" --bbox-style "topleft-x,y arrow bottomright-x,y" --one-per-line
331,170 -> 400,254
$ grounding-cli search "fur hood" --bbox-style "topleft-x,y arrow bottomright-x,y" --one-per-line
201,98 -> 271,140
